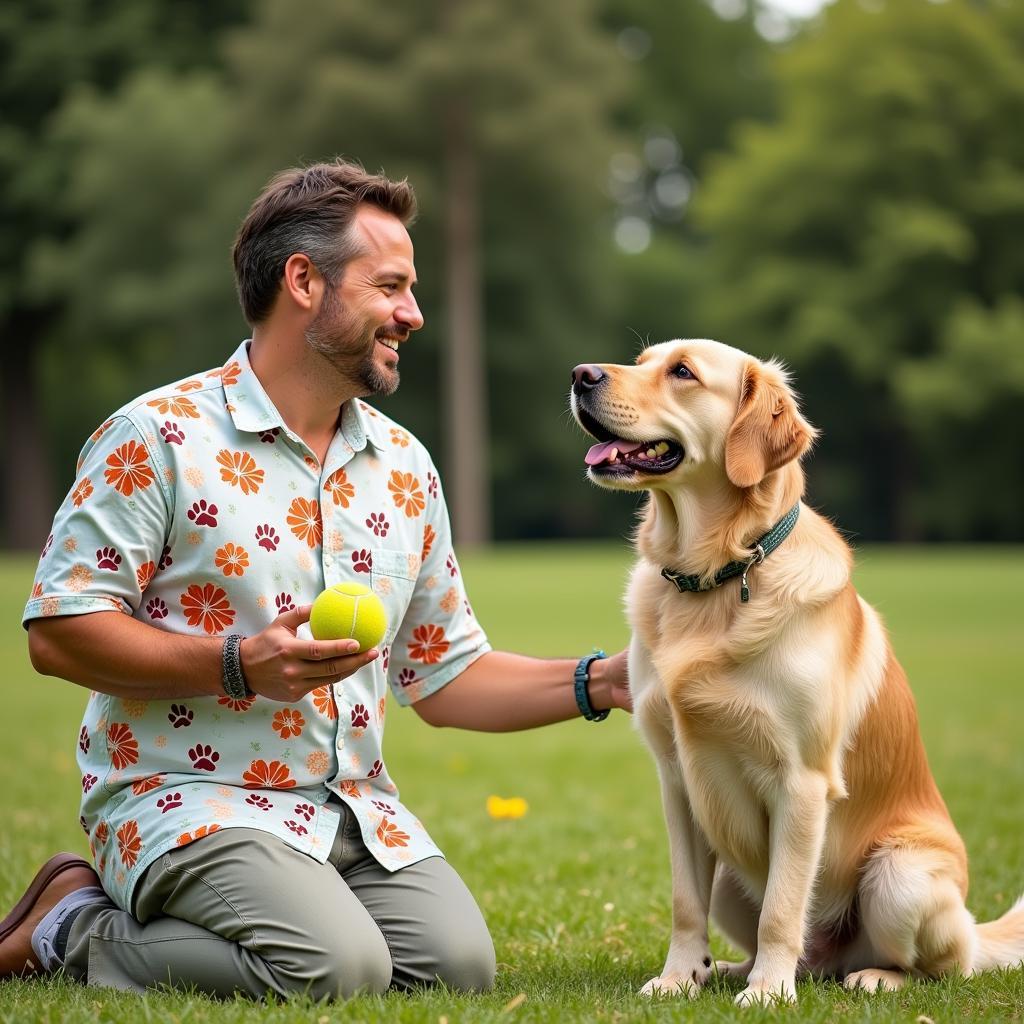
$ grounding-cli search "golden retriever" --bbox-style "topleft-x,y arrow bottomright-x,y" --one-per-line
570,338 -> 1024,1006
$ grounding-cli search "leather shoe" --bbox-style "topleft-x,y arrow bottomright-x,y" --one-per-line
0,853 -> 101,977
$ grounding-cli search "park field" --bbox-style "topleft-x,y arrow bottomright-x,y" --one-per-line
0,544 -> 1022,1023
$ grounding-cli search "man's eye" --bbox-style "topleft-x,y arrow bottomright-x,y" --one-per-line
673,364 -> 693,379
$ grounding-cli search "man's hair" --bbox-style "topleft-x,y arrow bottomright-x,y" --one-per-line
231,158 -> 417,325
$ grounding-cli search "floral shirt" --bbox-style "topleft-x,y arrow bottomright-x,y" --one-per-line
24,340 -> 490,911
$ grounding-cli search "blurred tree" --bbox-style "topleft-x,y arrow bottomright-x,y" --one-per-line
0,0 -> 248,549
696,0 -> 1024,540
36,0 -> 625,544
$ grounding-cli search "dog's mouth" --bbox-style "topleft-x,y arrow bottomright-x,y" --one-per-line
577,407 -> 684,476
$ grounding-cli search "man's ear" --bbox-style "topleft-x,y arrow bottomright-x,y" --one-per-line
725,361 -> 818,488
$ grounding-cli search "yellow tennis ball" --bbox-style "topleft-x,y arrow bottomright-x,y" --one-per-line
309,582 -> 387,652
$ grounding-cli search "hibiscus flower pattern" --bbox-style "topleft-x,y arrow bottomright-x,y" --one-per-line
27,344 -> 488,911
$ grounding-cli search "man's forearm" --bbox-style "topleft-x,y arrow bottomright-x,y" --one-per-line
412,649 -> 621,731
28,612 -> 224,700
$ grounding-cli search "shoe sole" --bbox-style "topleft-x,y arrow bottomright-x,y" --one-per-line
0,853 -> 96,944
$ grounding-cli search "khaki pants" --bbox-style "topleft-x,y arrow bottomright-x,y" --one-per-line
63,800 -> 495,999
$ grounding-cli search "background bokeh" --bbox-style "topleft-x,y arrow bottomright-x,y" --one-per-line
2,0 -> 1022,550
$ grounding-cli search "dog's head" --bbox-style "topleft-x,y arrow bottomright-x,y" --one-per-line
569,339 -> 817,493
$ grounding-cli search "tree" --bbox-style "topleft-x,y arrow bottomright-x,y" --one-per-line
696,0 -> 1024,539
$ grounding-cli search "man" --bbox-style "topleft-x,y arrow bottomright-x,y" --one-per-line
1,159 -> 630,999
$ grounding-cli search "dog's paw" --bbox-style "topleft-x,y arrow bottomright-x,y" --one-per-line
715,957 -> 753,981
735,975 -> 797,1007
639,958 -> 713,999
843,968 -> 907,992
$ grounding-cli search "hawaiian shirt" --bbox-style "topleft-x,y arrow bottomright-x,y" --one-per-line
24,340 -> 490,912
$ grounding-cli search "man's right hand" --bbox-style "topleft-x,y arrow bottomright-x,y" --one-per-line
240,605 -> 378,703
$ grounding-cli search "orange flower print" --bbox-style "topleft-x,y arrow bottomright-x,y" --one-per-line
221,361 -> 242,386
107,723 -> 139,770
422,523 -> 436,562
146,395 -> 199,419
408,624 -> 450,665
136,561 -> 156,591
177,824 -> 221,847
376,818 -> 410,848
31,582 -> 42,599
130,774 -> 165,796
93,821 -> 109,846
90,420 -> 114,442
390,427 -> 410,447
339,780 -> 361,800
72,477 -> 94,507
175,379 -> 203,392
243,759 -> 296,789
180,583 -> 235,634
324,468 -> 355,508
104,440 -> 156,496
306,750 -> 330,776
217,694 -> 255,713
214,543 -> 249,577
388,471 -> 425,518
311,686 -> 338,720
66,564 -> 93,593
216,449 -> 264,495
116,820 -> 143,868
287,497 -> 322,549
272,708 -> 305,739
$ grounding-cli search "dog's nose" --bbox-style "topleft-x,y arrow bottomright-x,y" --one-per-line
571,364 -> 606,396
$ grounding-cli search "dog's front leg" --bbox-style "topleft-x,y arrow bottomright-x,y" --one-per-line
639,744 -> 717,998
735,770 -> 829,1007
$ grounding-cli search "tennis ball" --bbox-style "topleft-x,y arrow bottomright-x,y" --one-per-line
309,582 -> 387,652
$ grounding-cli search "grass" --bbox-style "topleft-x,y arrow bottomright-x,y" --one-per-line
1,544 -> 1022,1022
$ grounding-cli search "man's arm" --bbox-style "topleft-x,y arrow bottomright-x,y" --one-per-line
411,648 -> 630,731
28,607 -> 377,703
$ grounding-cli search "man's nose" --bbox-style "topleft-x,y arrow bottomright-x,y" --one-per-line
396,295 -> 424,332
571,364 -> 606,396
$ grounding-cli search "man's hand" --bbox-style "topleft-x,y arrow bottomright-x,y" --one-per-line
589,647 -> 632,713
240,605 -> 378,703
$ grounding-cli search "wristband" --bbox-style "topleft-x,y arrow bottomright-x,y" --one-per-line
574,650 -> 609,722
222,634 -> 253,700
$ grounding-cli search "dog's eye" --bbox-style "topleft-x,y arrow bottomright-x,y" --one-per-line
673,363 -> 694,380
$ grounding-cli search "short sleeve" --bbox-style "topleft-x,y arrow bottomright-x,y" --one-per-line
23,415 -> 172,626
387,462 -> 490,706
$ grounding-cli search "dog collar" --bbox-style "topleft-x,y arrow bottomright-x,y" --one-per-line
661,503 -> 800,603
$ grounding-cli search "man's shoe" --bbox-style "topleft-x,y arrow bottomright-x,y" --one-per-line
0,853 -> 102,977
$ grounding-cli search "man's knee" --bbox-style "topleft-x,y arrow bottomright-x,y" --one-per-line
432,928 -> 497,993
291,937 -> 393,1000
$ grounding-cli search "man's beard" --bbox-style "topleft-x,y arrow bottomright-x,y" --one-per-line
305,287 -> 401,396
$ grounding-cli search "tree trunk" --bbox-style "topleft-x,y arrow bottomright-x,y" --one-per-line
1,317 -> 55,551
442,87 -> 490,546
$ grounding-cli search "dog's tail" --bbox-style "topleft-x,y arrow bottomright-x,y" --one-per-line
973,893 -> 1024,972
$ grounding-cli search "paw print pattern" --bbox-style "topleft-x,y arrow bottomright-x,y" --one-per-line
168,704 -> 193,728
427,471 -> 438,499
446,554 -> 458,577
246,794 -> 272,811
372,800 -> 395,815
366,513 -> 390,537
397,668 -> 418,688
187,744 -> 220,772
96,546 -> 122,571
368,759 -> 384,779
41,534 -> 54,559
82,773 -> 98,793
351,704 -> 370,729
80,815 -> 89,834
158,545 -> 173,571
382,647 -> 390,671
187,499 -> 218,528
352,549 -> 372,573
157,792 -> 183,814
147,597 -> 169,620
275,592 -> 295,614
284,820 -> 308,836
79,726 -> 90,754
258,428 -> 280,444
293,802 -> 315,822
255,524 -> 279,551
160,421 -> 185,445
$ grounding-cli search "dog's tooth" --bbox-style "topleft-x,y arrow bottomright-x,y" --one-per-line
608,447 -> 618,462
646,448 -> 656,458
637,452 -> 647,460
655,442 -> 669,455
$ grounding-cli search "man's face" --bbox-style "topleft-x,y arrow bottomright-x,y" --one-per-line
305,204 -> 424,396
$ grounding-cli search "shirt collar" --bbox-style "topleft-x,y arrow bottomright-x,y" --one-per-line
222,340 -> 385,451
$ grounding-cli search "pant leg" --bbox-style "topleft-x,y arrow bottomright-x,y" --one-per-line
340,851 -> 496,992
63,827 -> 392,999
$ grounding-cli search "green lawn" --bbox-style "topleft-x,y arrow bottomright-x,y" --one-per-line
1,545 -> 1022,1023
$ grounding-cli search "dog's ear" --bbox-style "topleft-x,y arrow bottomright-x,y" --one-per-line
725,360 -> 817,488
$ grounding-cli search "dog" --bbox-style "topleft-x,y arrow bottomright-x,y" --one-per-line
570,338 -> 1024,1006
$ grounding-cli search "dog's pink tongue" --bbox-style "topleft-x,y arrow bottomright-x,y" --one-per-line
585,439 -> 643,466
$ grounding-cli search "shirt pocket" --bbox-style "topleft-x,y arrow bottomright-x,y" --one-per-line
370,548 -> 419,646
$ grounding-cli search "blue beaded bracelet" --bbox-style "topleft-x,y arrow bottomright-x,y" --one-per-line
574,650 -> 609,722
